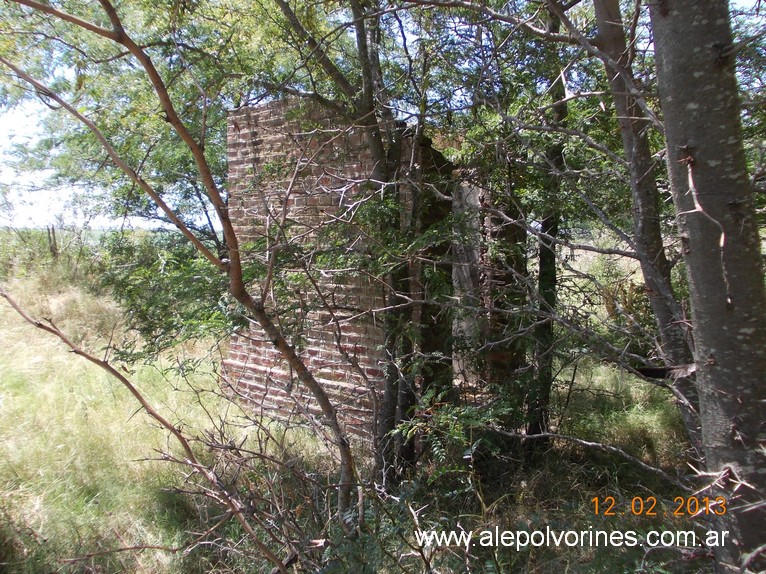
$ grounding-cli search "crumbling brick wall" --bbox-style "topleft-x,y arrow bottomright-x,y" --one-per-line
223,99 -> 391,436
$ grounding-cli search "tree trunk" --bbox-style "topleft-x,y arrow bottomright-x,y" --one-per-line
47,225 -> 59,260
528,8 -> 565,440
649,2 -> 766,571
488,169 -> 528,384
452,181 -> 484,395
593,0 -> 700,455
528,212 -> 558,438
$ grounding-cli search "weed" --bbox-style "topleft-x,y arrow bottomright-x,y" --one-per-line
0,257 -> 225,572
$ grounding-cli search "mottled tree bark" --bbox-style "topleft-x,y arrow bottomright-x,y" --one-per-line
649,1 -> 766,571
593,0 -> 700,455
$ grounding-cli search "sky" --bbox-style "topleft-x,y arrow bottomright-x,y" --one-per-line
0,101 -> 159,230
0,101 -> 56,227
0,101 -> 132,229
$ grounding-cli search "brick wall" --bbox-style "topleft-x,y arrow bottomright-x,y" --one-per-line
223,99 -> 392,436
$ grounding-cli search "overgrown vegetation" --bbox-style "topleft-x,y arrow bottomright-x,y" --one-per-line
0,228 -> 219,572
2,0 -> 764,570
96,229 -> 236,360
0,228 -> 709,573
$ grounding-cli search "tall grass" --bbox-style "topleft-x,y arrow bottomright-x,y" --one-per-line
0,229 -> 227,573
557,361 -> 690,468
0,227 -> 707,573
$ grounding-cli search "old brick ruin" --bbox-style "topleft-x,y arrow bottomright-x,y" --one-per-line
222,99 -> 516,437
223,99 -> 395,436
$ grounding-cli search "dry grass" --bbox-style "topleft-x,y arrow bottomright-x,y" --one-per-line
0,273 -> 226,573
0,228 -> 705,573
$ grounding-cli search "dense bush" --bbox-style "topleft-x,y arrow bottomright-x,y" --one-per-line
96,230 -> 239,360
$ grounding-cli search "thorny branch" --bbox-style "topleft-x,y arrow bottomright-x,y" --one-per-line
0,287 -> 291,574
488,426 -> 693,491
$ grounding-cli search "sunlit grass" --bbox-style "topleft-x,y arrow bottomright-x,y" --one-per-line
0,279 -> 225,573
558,361 -> 690,468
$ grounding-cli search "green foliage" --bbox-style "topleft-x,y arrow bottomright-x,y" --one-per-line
559,360 -> 689,468
0,241 -> 705,573
96,229 -> 237,360
588,253 -> 656,350
0,227 -> 123,347
2,1 -> 253,236
2,0 -> 764,570
0,226 -> 93,282
400,389 -> 522,485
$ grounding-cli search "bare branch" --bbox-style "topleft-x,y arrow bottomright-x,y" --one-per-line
271,0 -> 359,101
488,426 -> 692,491
546,0 -> 664,132
0,287 -> 290,574
9,0 -> 120,41
401,0 -> 580,45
